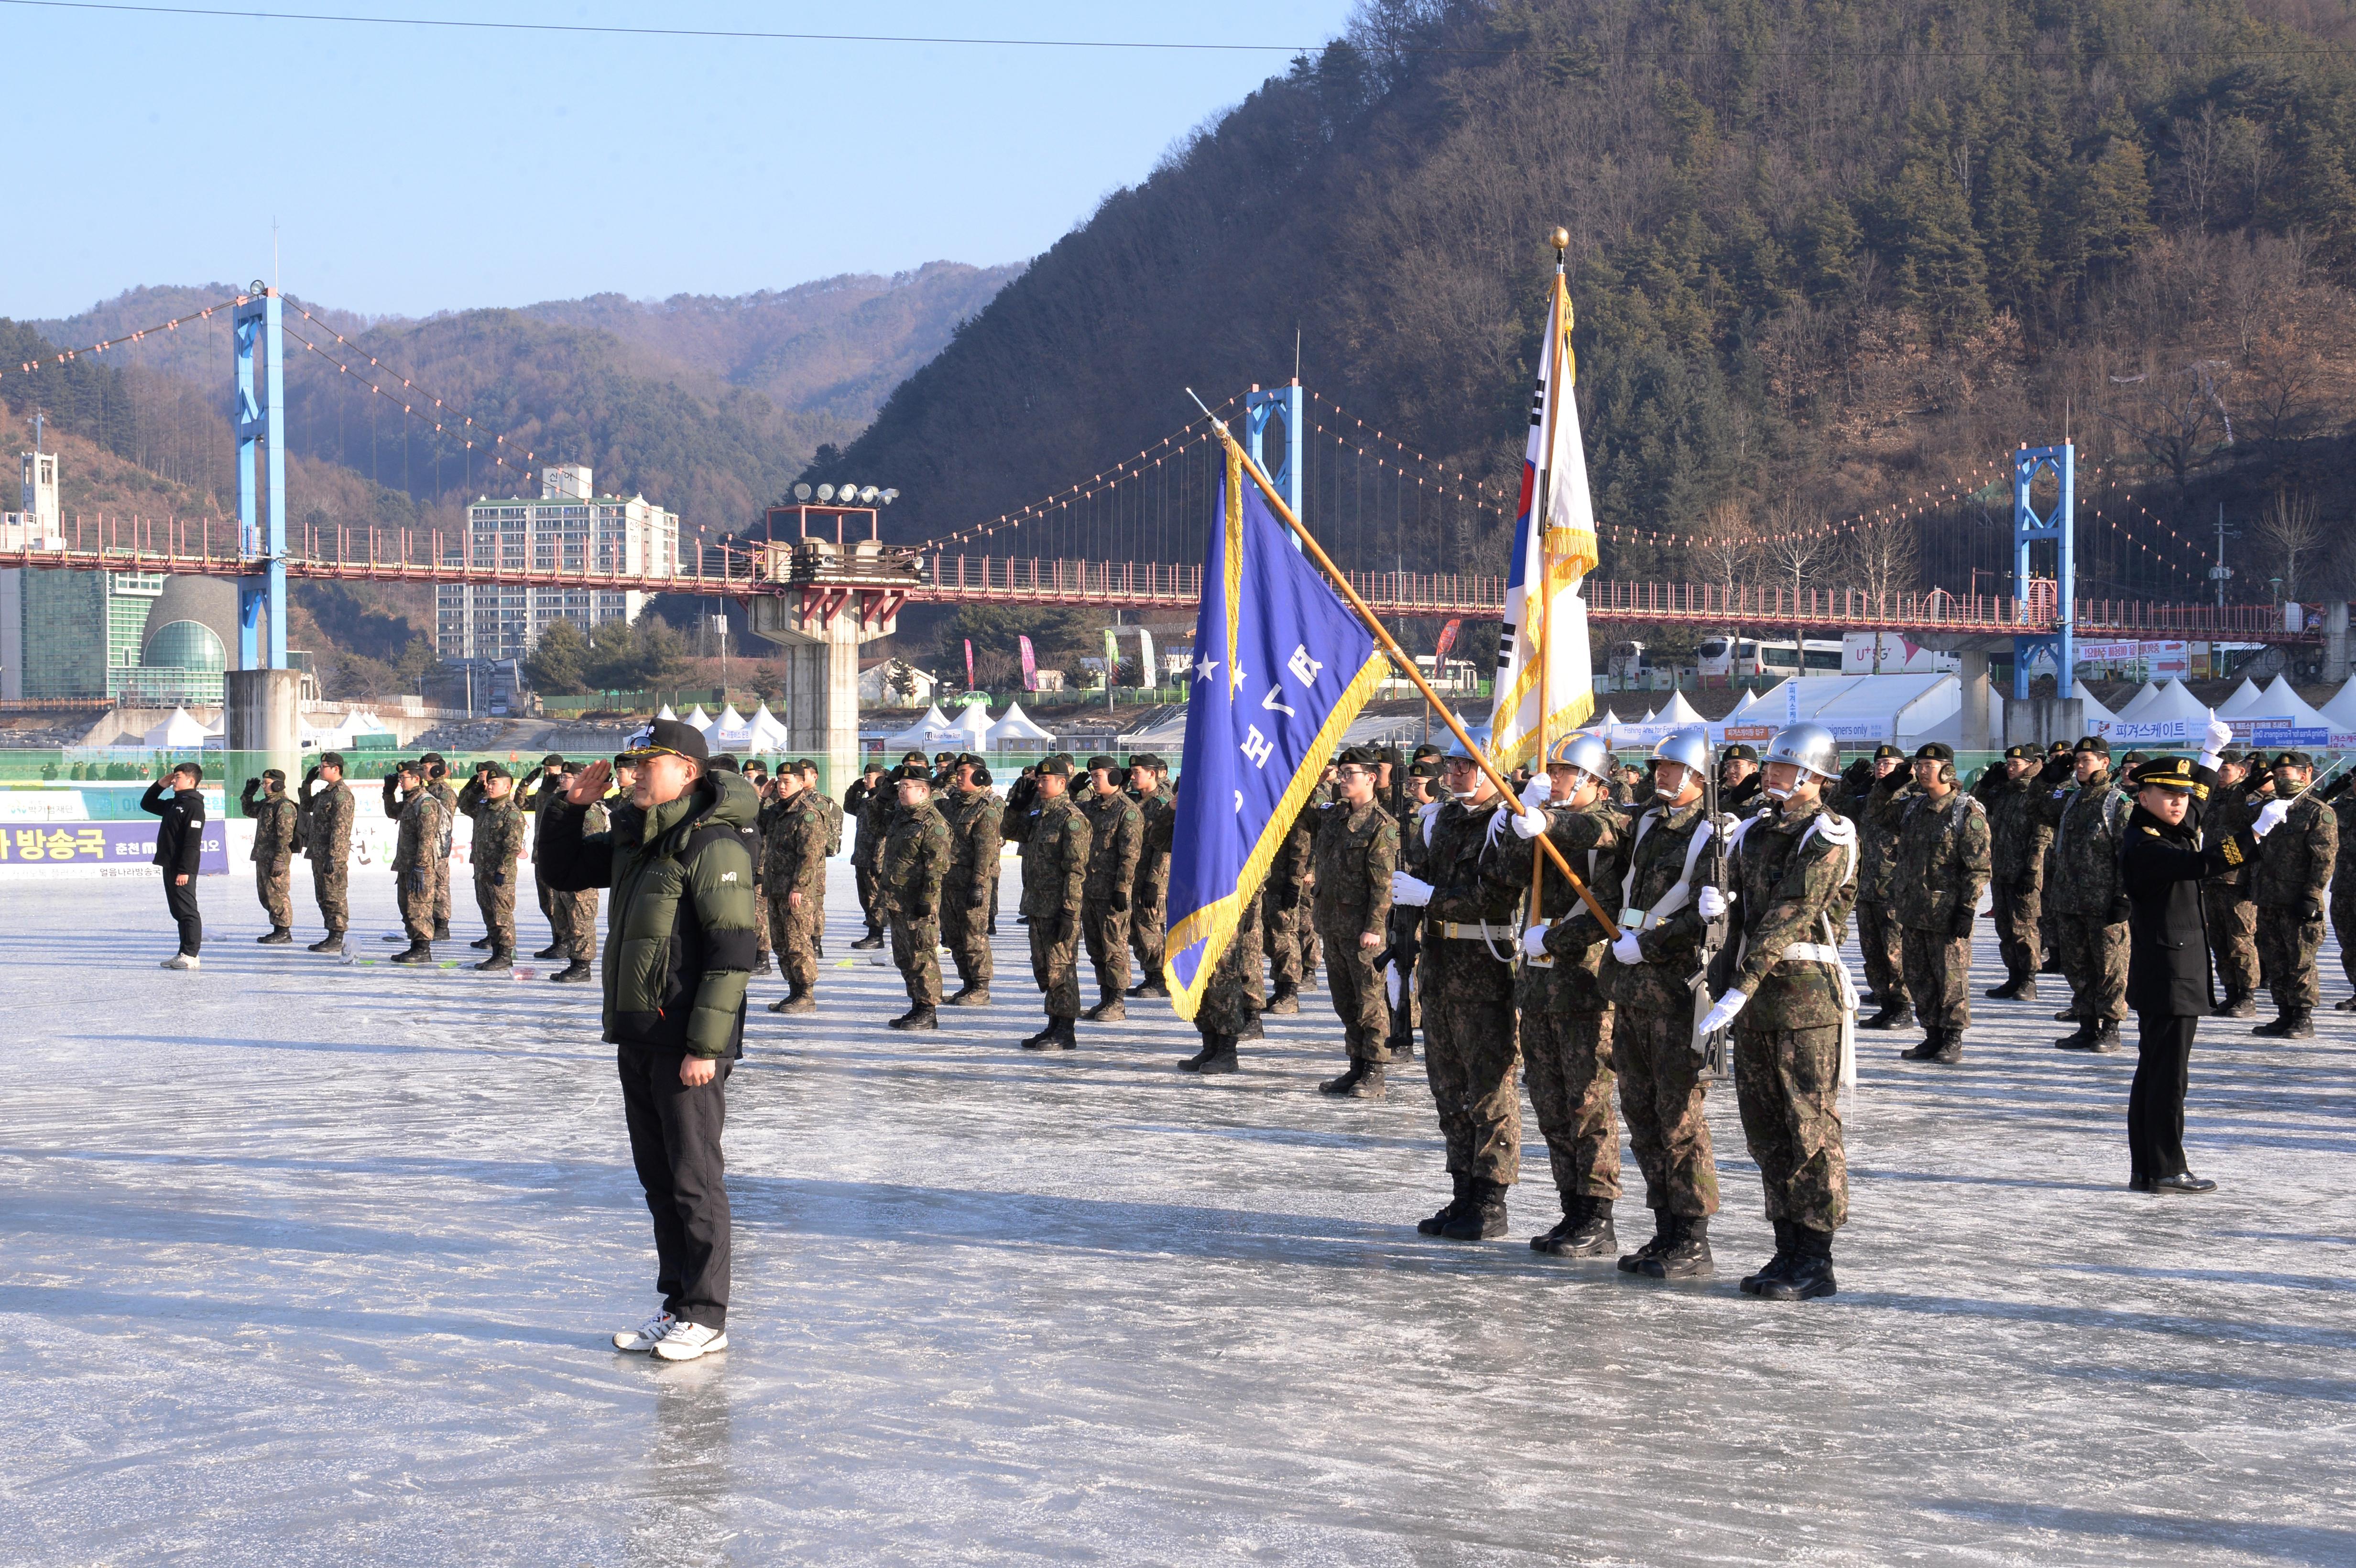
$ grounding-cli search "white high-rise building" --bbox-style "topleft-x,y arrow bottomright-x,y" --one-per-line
0,449 -> 66,700
436,465 -> 680,662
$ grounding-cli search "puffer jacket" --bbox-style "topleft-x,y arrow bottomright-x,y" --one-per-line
540,770 -> 760,1059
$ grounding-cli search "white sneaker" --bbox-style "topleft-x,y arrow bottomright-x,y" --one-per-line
612,1309 -> 677,1352
651,1322 -> 728,1362
161,953 -> 200,970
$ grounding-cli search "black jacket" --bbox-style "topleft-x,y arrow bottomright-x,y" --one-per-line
141,781 -> 206,876
2119,793 -> 2244,1017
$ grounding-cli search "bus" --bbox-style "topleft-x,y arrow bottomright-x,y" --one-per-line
1697,635 -> 1844,680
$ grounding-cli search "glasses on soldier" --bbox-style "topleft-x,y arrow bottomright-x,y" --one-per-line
1335,766 -> 1372,780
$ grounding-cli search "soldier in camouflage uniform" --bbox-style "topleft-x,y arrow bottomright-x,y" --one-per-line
297,753 -> 355,950
2249,750 -> 2337,1038
1014,756 -> 1091,1051
2038,737 -> 2133,1053
423,754 -> 458,940
1126,755 -> 1175,999
1078,756 -> 1143,1021
1493,731 -> 1629,1257
849,762 -> 892,947
522,755 -> 571,959
1601,731 -> 1726,1279
458,763 -> 530,969
1868,742 -> 1990,1063
763,767 -> 831,1013
877,772 -> 952,1030
1390,736 -> 1523,1242
240,770 -> 300,943
545,762 -> 605,983
2203,749 -> 2269,1016
940,766 -> 1003,1004
796,759 -> 840,954
1260,789 -> 1318,1013
1699,722 -> 1860,1302
1978,744 -> 2053,1000
388,761 -> 445,964
1842,744 -> 1913,1027
1385,759 -> 1443,1060
2325,771 -> 2356,1011
1310,746 -> 1398,1098
1179,888 -> 1262,1074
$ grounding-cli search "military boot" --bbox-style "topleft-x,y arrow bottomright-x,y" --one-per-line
1638,1214 -> 1713,1279
1757,1226 -> 1837,1300
768,982 -> 815,1013
2053,1020 -> 2101,1051
851,928 -> 885,951
1441,1179 -> 1508,1241
308,931 -> 345,953
1741,1219 -> 1798,1295
390,941 -> 434,965
1318,1058 -> 1385,1099
1861,1002 -> 1914,1031
1929,1029 -> 1964,1064
1536,1197 -> 1616,1258
1387,1025 -> 1416,1063
1238,1011 -> 1265,1041
1021,1016 -> 1077,1051
2214,992 -> 2256,1018
473,949 -> 513,972
888,1004 -> 938,1031
1126,976 -> 1169,999
2279,1011 -> 2317,1039
534,942 -> 567,960
1617,1208 -> 1674,1273
469,935 -> 493,950
943,985 -> 991,1007
1899,1031 -> 1945,1061
1082,997 -> 1126,1023
1265,985 -> 1301,1015
551,960 -> 594,984
2085,1020 -> 2123,1054
749,954 -> 774,977
1985,972 -> 2032,1000
1418,1174 -> 1471,1237
434,921 -> 451,941
1178,1032 -> 1237,1073
257,926 -> 293,945
2334,996 -> 2356,1012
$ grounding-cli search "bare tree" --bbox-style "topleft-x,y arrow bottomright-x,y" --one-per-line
2254,487 -> 2325,602
2101,360 -> 2236,485
2243,327 -> 2323,445
2166,105 -> 2225,227
1836,511 -> 1923,669
1752,492 -> 1828,662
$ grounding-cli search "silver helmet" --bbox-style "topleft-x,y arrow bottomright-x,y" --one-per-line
1764,721 -> 1841,783
1650,726 -> 1709,774
1546,730 -> 1612,782
1441,723 -> 1493,765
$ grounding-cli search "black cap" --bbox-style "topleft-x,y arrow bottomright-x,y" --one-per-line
2120,750 -> 2149,767
1081,754 -> 1118,774
1126,752 -> 1163,770
2218,747 -> 2247,763
2131,756 -> 2202,791
708,756 -> 741,773
902,749 -> 927,763
480,762 -> 512,781
541,753 -> 566,769
1873,744 -> 1905,760
619,718 -> 710,766
1409,759 -> 1444,780
421,751 -> 446,766
2049,740 -> 2072,754
1723,744 -> 1758,762
262,768 -> 286,786
1037,755 -> 1074,778
2074,736 -> 2110,757
1413,743 -> 1444,761
2004,744 -> 2038,760
1337,745 -> 1378,767
796,759 -> 819,774
1376,744 -> 1404,766
935,751 -> 954,762
319,751 -> 346,769
1913,742 -> 1955,763
2273,750 -> 2315,769
969,765 -> 993,787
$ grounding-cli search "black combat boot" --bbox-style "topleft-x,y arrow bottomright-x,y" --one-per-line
1238,1011 -> 1265,1041
1021,1015 -> 1076,1051
469,935 -> 493,950
257,926 -> 293,945
1265,985 -> 1301,1015
474,949 -> 513,972
749,953 -> 774,977
1618,1208 -> 1674,1273
1419,1174 -> 1471,1236
1861,1002 -> 1914,1031
308,931 -> 344,953
768,981 -> 815,1012
1639,1214 -> 1714,1279
851,928 -> 885,951
1741,1219 -> 1798,1295
2053,1020 -> 2101,1051
2085,1020 -> 2122,1054
1082,996 -> 1126,1023
2279,1011 -> 2317,1039
1178,1031 -> 1236,1073
1318,1057 -> 1385,1099
1387,1026 -> 1416,1063
534,942 -> 566,960
888,1004 -> 938,1031
1899,1030 -> 1940,1060
1985,971 -> 2031,1000
1441,1179 -> 1509,1241
390,941 -> 434,965
1929,1029 -> 1963,1064
943,985 -> 991,1007
2213,992 -> 2254,1018
1856,990 -> 1882,1011
434,921 -> 451,941
1537,1196 -> 1617,1258
1757,1226 -> 1837,1300
1126,976 -> 1169,999
550,960 -> 593,984
2011,975 -> 2039,1002
2334,996 -> 2356,1013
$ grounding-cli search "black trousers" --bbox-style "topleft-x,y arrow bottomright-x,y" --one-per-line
162,871 -> 202,955
2129,1012 -> 2196,1180
617,1046 -> 733,1329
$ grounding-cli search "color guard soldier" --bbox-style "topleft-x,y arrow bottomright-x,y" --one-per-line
1311,745 -> 1398,1098
296,751 -> 354,951
2247,749 -> 2337,1038
239,769 -> 299,944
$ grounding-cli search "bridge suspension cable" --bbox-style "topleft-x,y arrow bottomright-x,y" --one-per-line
1,294 -> 244,385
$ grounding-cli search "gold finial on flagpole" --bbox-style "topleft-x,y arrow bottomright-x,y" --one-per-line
1549,226 -> 1570,256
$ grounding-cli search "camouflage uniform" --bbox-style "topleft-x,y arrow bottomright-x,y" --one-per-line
1019,792 -> 1091,1020
1389,798 -> 1439,1049
241,782 -> 299,931
1981,769 -> 2052,985
879,796 -> 952,1010
1872,782 -> 1991,1035
1843,772 -> 1913,1007
1262,800 -> 1318,1000
1130,784 -> 1175,985
765,791 -> 831,994
297,774 -> 354,936
1603,795 -> 1721,1219
393,787 -> 445,944
458,781 -> 529,954
2252,786 -> 2336,1017
1194,888 -> 1264,1035
1311,796 -> 1398,1061
2205,774 -> 2269,1004
1487,798 -> 1629,1210
852,777 -> 894,938
1080,787 -> 1143,1006
941,787 -> 1004,993
2331,791 -> 2356,997
1419,795 -> 1524,1188
428,778 -> 458,933
1708,798 -> 1861,1233
2038,772 -> 2132,1024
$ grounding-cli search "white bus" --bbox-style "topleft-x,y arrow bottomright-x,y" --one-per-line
1697,635 -> 1844,679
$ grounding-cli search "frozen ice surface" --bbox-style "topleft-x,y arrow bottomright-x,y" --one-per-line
3,868 -> 2353,1567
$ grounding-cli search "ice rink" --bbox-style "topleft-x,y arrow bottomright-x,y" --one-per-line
5,867 -> 2354,1566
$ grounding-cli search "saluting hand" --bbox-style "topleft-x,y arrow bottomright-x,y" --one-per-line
567,761 -> 611,805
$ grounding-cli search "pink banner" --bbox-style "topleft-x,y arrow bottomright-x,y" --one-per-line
1019,635 -> 1037,693
964,638 -> 976,690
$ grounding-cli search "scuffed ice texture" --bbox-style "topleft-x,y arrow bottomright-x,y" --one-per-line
3,870 -> 2353,1566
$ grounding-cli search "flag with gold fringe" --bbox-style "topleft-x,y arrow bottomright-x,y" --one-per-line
1162,446 -> 1387,1021
1488,272 -> 1600,768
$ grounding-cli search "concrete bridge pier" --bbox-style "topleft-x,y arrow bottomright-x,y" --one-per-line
225,668 -> 304,786
755,611 -> 872,794
742,509 -> 919,794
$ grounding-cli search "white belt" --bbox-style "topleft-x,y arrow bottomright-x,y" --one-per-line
1524,954 -> 1554,969
1435,920 -> 1498,942
1781,942 -> 1841,964
1619,906 -> 1677,932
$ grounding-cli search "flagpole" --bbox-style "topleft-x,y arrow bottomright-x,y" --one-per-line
1189,391 -> 1623,940
1531,228 -> 1571,926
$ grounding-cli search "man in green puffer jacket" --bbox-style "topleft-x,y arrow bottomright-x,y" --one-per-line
538,718 -> 759,1364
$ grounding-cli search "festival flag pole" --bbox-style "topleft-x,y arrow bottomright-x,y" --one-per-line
1186,389 -> 1623,940
1530,228 -> 1572,919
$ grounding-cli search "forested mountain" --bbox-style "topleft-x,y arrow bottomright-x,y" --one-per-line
826,0 -> 2356,634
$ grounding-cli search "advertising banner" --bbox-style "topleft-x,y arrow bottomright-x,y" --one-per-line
0,820 -> 229,878
1135,628 -> 1155,689
964,639 -> 975,692
1019,636 -> 1037,693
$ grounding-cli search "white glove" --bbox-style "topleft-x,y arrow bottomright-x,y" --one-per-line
1520,777 -> 1553,811
2205,718 -> 2233,753
1383,960 -> 1402,1009
1390,871 -> 1434,906
1699,989 -> 1748,1036
1611,930 -> 1645,966
1510,806 -> 1549,840
1697,885 -> 1727,921
2253,799 -> 2292,838
1521,923 -> 1549,959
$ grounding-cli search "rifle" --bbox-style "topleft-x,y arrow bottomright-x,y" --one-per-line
1691,747 -> 1733,1078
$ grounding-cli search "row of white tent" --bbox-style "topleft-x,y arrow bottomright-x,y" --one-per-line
2094,674 -> 2356,750
654,698 -> 1061,754
657,701 -> 791,754
1599,672 -> 1988,749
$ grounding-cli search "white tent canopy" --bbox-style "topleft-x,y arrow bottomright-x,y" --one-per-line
986,701 -> 1055,746
1799,673 -> 1951,745
143,707 -> 211,748
655,704 -> 678,722
2317,679 -> 2356,748
2212,677 -> 2268,718
2111,681 -> 2167,722
682,705 -> 714,732
743,702 -> 790,752
881,705 -> 951,751
2071,680 -> 2117,730
941,702 -> 996,750
2105,679 -> 2215,746
708,704 -> 753,752
2236,676 -> 2333,751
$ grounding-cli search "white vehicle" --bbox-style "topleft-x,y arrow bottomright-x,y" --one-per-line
1698,635 -> 1843,679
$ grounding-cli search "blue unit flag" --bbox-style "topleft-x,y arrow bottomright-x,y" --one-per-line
1163,447 -> 1388,1020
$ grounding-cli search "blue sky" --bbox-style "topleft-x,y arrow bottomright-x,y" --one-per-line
4,1 -> 1360,320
